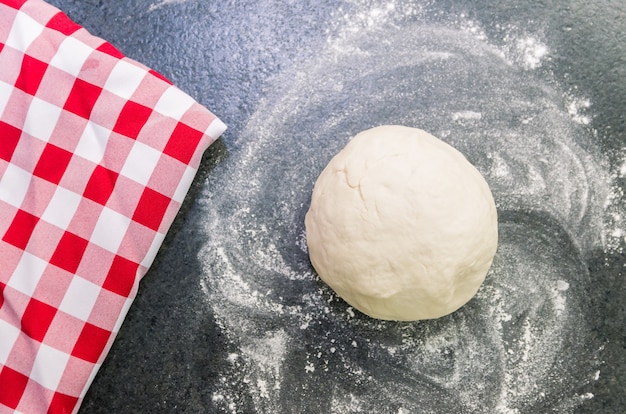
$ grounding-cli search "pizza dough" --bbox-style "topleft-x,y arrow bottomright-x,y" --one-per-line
305,125 -> 498,321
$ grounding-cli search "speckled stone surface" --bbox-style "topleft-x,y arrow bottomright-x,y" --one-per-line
47,1 -> 625,413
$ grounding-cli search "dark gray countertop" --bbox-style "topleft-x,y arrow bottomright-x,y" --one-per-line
48,1 -> 626,412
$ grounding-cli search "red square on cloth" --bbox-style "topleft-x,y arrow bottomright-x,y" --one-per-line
0,1 -> 226,412
3,209 -> 39,250
49,392 -> 79,414
32,143 -> 73,184
0,366 -> 29,409
21,297 -> 57,342
97,42 -> 123,59
132,186 -> 171,232
112,100 -> 153,139
164,121 -> 206,164
102,255 -> 139,298
49,231 -> 89,274
0,121 -> 22,162
4,0 -> 27,9
83,165 -> 118,206
64,77 -> 103,120
14,54 -> 48,96
46,11 -> 80,36
71,322 -> 111,364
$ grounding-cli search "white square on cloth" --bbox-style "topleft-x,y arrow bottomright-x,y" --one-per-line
58,276 -> 101,322
103,60 -> 146,100
22,97 -> 63,143
90,206 -> 131,254
74,121 -> 111,164
0,163 -> 32,208
0,319 -> 21,365
5,11 -> 44,52
41,186 -> 82,229
7,252 -> 48,297
30,343 -> 71,390
0,81 -> 13,116
119,140 -> 162,186
49,36 -> 94,77
153,86 -> 196,120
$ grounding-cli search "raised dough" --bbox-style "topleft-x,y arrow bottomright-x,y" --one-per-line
305,125 -> 498,321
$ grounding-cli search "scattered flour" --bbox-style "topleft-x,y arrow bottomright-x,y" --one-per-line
452,110 -> 483,121
516,36 -> 549,70
567,97 -> 592,125
196,2 -> 621,413
147,0 -> 188,12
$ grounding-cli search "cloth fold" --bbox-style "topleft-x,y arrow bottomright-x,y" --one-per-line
0,1 -> 226,412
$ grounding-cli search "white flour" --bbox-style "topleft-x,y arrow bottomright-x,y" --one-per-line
147,0 -> 188,12
196,1 -> 623,412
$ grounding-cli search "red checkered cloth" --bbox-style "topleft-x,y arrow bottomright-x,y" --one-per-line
0,0 -> 226,412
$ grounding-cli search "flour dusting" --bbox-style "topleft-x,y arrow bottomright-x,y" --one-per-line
147,0 -> 188,12
196,2 -> 618,412
452,111 -> 483,122
516,36 -> 549,70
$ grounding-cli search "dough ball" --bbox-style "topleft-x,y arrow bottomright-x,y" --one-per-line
305,125 -> 498,321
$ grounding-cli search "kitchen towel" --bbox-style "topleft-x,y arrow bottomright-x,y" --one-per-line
0,0 -> 226,412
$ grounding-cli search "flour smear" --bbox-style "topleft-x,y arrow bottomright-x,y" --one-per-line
197,1 -> 622,413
